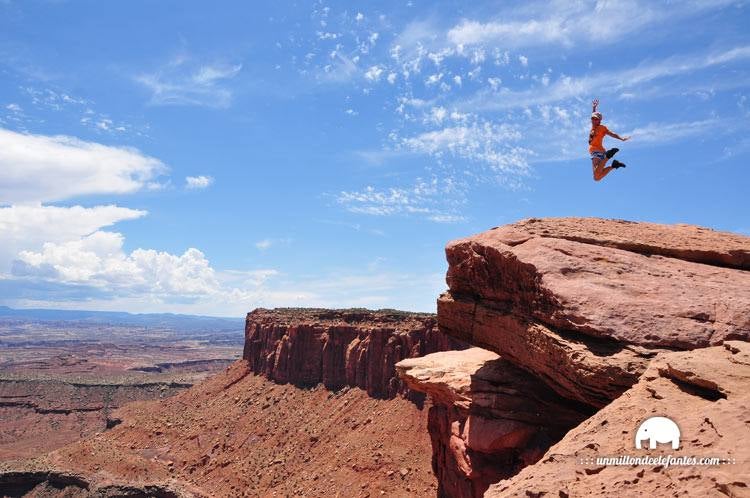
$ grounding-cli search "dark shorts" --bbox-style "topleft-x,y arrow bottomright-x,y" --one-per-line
590,151 -> 606,161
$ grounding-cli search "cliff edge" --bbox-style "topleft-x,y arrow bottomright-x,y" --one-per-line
399,217 -> 750,497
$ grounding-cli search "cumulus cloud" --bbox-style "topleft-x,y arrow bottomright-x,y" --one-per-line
185,175 -> 214,189
0,205 -> 298,314
15,232 -> 218,296
0,128 -> 166,204
0,204 -> 147,272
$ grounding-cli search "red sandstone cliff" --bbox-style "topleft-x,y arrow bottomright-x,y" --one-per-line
244,308 -> 464,398
398,217 -> 750,498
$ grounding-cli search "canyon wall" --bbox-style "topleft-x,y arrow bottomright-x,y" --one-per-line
244,308 -> 465,399
398,217 -> 750,497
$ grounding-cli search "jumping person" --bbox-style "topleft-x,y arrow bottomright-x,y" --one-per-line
589,99 -> 630,181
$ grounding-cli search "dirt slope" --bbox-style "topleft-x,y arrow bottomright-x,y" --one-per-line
4,360 -> 436,497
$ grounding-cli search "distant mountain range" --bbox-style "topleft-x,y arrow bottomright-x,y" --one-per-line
0,306 -> 243,332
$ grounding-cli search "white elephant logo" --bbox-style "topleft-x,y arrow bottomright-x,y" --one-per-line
635,416 -> 680,450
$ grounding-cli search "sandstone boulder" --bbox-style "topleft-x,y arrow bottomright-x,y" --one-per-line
440,218 -> 750,406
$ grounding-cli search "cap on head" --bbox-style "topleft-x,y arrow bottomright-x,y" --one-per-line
591,112 -> 602,120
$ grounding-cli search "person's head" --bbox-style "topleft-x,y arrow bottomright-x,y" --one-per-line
591,112 -> 602,123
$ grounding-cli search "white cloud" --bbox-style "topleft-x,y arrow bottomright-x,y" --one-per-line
6,226 -> 444,314
445,0 -> 736,49
255,239 -> 273,250
398,120 -> 531,176
428,214 -> 467,223
185,175 -> 214,189
0,204 -> 146,272
0,204 -> 303,315
336,177 -> 464,221
626,118 -> 719,144
0,128 -> 166,204
21,87 -> 90,112
425,73 -> 443,86
15,232 -> 218,296
136,58 -> 242,108
448,18 -> 570,48
319,54 -> 359,83
429,106 -> 447,124
365,65 -> 384,81
461,45 -> 750,112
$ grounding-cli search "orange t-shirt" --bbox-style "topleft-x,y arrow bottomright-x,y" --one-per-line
588,125 -> 609,153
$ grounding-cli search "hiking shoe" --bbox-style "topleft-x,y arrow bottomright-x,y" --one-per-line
611,160 -> 626,169
605,148 -> 619,159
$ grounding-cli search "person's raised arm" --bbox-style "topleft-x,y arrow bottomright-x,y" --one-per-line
606,129 -> 630,141
592,99 -> 599,113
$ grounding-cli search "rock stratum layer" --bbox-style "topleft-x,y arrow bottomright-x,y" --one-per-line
398,348 -> 591,498
244,308 -> 464,398
399,217 -> 750,497
440,217 -> 750,407
0,378 -> 188,460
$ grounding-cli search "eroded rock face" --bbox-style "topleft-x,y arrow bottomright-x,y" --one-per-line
482,217 -> 750,270
397,349 -> 591,498
440,218 -> 750,407
404,218 -> 750,496
244,308 -> 464,398
487,342 -> 750,497
0,379 -> 190,460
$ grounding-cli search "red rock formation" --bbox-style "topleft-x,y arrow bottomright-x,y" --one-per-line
440,217 -> 750,406
398,349 -> 591,498
399,217 -> 750,497
244,308 -> 464,398
0,378 -> 191,460
488,341 -> 750,497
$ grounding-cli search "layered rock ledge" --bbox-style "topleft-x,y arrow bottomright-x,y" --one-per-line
439,217 -> 750,407
244,308 -> 465,398
397,348 -> 591,498
488,341 -> 750,497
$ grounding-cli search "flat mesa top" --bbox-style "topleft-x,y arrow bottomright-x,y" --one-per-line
469,217 -> 750,270
246,308 -> 436,329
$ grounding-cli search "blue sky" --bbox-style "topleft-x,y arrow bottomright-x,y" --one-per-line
1,0 -> 748,316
